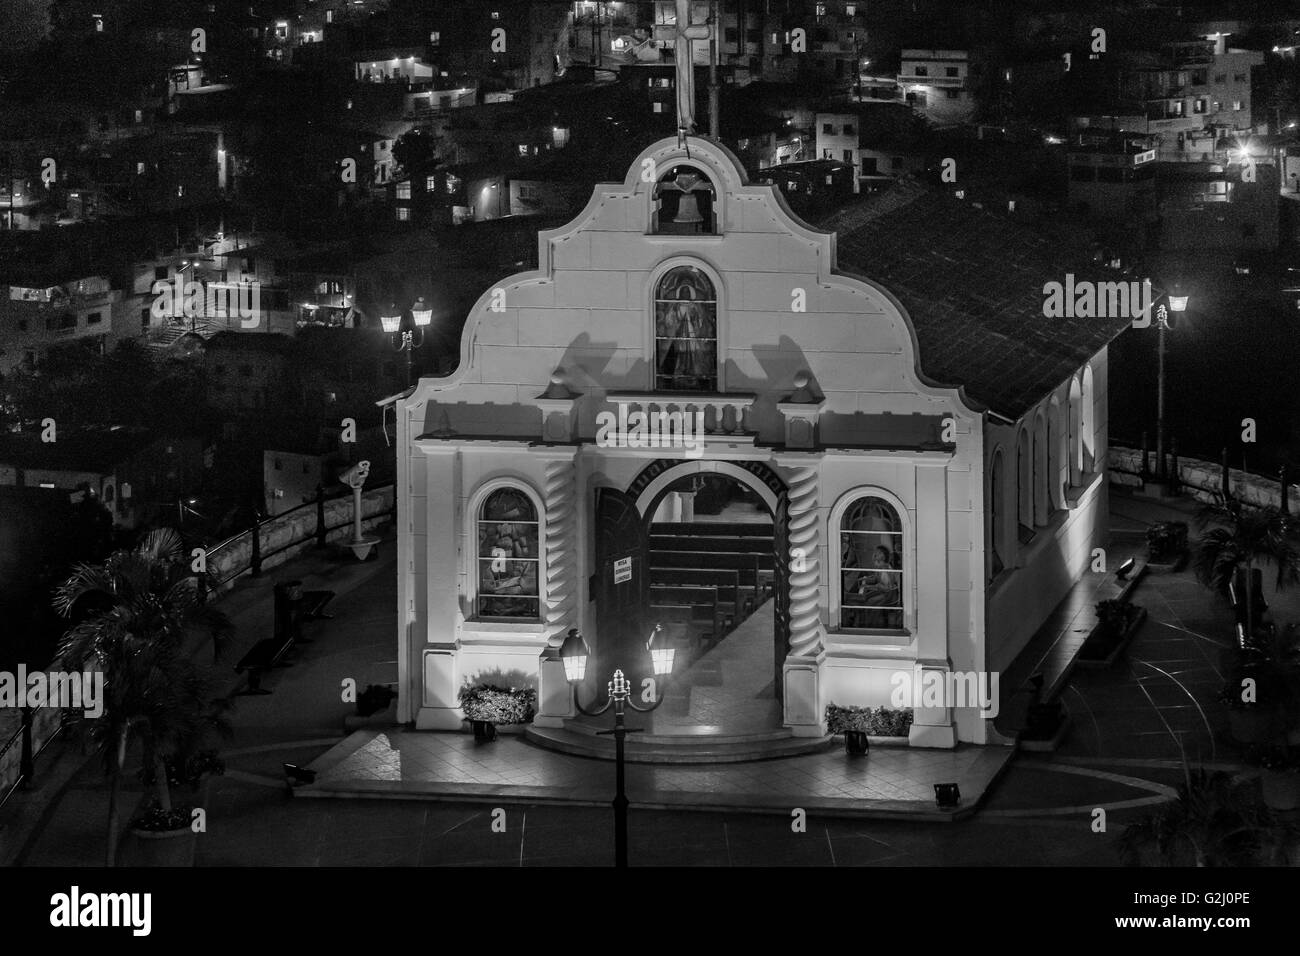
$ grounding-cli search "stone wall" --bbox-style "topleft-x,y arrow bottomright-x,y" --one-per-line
1108,446 -> 1297,510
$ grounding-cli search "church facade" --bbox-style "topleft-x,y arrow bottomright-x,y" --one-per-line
390,134 -> 1112,748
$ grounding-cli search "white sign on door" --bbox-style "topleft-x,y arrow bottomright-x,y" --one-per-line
613,556 -> 632,584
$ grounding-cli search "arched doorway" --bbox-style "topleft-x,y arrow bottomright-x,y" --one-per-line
592,459 -> 789,735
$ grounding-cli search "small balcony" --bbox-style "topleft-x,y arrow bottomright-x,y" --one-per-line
604,392 -> 758,440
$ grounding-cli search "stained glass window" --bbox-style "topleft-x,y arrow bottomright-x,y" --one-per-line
839,497 -> 903,629
476,488 -> 540,619
654,266 -> 717,392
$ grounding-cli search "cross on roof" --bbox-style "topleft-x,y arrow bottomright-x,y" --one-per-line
673,0 -> 712,140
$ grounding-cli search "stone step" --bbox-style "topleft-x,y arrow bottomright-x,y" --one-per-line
525,724 -> 834,763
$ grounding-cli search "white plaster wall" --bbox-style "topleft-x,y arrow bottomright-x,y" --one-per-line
395,136 -> 991,740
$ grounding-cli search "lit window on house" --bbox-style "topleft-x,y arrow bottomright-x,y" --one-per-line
426,175 -> 437,191
518,144 -> 529,156
1233,100 -> 1243,110
396,182 -> 411,199
396,207 -> 410,221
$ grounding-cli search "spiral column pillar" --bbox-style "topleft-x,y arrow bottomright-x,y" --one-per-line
535,452 -> 580,726
775,456 -> 826,735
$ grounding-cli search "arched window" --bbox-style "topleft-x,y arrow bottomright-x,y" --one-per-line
1081,364 -> 1096,473
476,487 -> 540,619
990,450 -> 1006,577
1033,412 -> 1049,525
653,166 -> 717,234
1068,375 -> 1083,488
1016,428 -> 1032,537
654,265 -> 717,392
838,496 -> 904,629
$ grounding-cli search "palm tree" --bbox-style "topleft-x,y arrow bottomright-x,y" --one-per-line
53,528 -> 231,867
1118,768 -> 1276,867
1193,501 -> 1300,648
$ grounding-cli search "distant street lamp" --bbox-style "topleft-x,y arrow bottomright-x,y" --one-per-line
561,624 -> 675,868
1152,283 -> 1189,481
382,297 -> 431,385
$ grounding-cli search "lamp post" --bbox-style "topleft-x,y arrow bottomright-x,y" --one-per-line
1154,284 -> 1189,482
382,297 -> 431,386
560,623 -> 674,868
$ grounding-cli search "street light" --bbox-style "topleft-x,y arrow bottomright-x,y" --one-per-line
383,298 -> 429,386
561,623 -> 674,868
1151,282 -> 1189,482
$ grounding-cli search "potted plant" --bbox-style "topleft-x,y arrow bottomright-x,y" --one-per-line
863,705 -> 913,739
1193,501 -> 1299,644
1079,598 -> 1143,664
1146,520 -> 1189,568
458,683 -> 537,741
54,528 -> 231,867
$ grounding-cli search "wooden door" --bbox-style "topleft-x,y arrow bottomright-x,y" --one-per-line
594,487 -> 652,694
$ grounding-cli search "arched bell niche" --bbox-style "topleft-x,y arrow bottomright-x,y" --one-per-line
652,165 -> 717,235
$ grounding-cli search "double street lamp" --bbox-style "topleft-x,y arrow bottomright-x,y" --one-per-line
381,296 -> 433,386
560,623 -> 675,868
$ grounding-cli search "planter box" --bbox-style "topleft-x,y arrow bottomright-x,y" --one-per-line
1077,606 -> 1147,668
126,824 -> 198,867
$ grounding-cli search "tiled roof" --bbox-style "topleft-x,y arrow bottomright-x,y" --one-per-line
814,181 -> 1132,420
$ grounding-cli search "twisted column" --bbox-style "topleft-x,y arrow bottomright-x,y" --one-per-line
543,457 -> 578,646
785,463 -> 824,658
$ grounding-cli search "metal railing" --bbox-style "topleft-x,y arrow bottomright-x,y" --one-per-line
199,481 -> 396,597
0,707 -> 71,812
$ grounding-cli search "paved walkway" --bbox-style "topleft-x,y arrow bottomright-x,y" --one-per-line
4,487 -> 1290,865
299,728 -> 1010,819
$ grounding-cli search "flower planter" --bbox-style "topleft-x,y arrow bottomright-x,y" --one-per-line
471,719 -> 497,742
127,822 -> 198,867
1077,606 -> 1147,667
843,731 -> 869,755
1262,769 -> 1300,812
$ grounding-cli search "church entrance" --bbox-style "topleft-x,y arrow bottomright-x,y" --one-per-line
592,460 -> 790,736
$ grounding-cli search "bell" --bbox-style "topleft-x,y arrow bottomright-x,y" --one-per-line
670,191 -> 704,227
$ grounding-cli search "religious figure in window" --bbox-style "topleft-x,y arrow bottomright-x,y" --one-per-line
654,266 -> 717,392
477,488 -> 539,618
840,497 -> 903,629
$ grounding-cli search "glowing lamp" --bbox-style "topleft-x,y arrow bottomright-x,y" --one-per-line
411,297 -> 432,326
1168,293 -> 1189,313
379,308 -> 402,333
646,623 -> 674,676
560,628 -> 590,683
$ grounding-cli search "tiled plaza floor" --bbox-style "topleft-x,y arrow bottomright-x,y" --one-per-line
299,727 -> 1011,818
